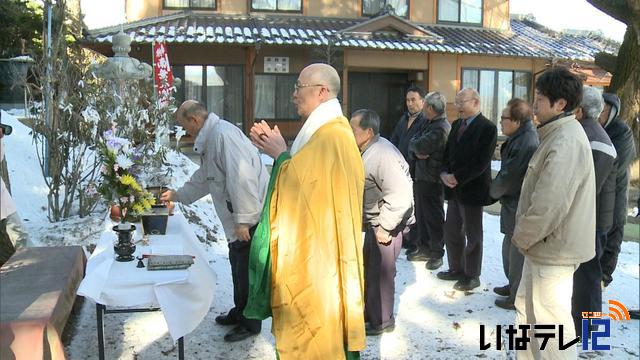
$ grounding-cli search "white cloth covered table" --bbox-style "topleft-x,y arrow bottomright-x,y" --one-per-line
78,212 -> 216,340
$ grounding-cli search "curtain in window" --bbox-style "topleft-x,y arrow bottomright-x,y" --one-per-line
387,0 -> 408,16
185,65 -> 203,103
364,0 -> 408,16
460,0 -> 482,23
462,69 -> 479,90
255,75 -> 276,119
191,0 -> 215,8
479,70 -> 495,121
496,71 -> 513,132
278,0 -> 301,11
497,72 -> 513,112
514,71 -> 531,102
206,66 -> 225,119
224,67 -> 243,125
165,0 -> 189,7
363,0 -> 382,15
275,76 -> 297,119
438,0 -> 459,22
253,0 -> 276,10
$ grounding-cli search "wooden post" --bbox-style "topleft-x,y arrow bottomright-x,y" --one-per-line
244,46 -> 256,135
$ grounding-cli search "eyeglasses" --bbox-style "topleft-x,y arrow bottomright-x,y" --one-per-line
294,82 -> 327,92
500,116 -> 512,121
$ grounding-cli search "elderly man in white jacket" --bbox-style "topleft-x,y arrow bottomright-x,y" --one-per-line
162,100 -> 268,342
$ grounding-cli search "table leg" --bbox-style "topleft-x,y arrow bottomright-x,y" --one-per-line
96,303 -> 105,360
178,337 -> 184,360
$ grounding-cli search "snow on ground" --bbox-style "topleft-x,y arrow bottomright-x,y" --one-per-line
1,110 -> 638,359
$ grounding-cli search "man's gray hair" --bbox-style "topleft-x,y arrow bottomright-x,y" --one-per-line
459,88 -> 480,101
580,86 -> 604,120
180,100 -> 209,120
425,91 -> 447,116
351,109 -> 380,135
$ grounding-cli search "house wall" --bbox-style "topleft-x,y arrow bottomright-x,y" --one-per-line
307,0 -> 359,18
254,46 -> 311,73
345,49 -> 428,70
125,0 -> 511,31
411,0 -> 436,23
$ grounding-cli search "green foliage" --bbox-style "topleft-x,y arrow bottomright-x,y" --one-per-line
0,0 -> 43,58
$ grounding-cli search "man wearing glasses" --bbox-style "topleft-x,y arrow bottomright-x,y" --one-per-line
438,88 -> 497,291
247,63 -> 366,359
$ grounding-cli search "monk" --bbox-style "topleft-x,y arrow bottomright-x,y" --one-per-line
245,63 -> 366,359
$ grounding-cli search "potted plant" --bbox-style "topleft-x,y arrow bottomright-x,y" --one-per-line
97,128 -> 155,261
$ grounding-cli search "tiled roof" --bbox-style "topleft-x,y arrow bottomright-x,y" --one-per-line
85,11 -> 618,61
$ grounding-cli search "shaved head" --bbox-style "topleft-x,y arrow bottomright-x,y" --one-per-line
301,63 -> 340,98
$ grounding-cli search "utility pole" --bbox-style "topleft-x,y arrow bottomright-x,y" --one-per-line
43,0 -> 53,177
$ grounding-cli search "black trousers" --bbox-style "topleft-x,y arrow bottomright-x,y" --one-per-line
443,197 -> 484,278
227,230 -> 261,333
413,181 -> 445,259
572,229 -> 607,335
500,232 -> 524,303
363,226 -> 402,328
0,218 -> 16,267
600,224 -> 624,286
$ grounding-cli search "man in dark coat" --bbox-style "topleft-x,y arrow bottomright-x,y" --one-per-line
390,86 -> 427,253
437,88 -> 497,291
598,93 -> 637,287
390,86 -> 427,160
489,98 -> 539,310
571,86 -> 617,336
406,91 -> 451,270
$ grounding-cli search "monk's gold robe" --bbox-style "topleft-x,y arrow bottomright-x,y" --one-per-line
245,117 -> 365,360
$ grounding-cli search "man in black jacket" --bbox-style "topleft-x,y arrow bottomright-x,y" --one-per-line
489,99 -> 539,310
391,86 -> 427,252
598,93 -> 637,288
406,91 -> 451,270
572,86 -> 617,336
390,86 -> 427,160
437,88 -> 497,291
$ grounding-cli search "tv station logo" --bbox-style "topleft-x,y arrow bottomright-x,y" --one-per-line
479,300 -> 631,352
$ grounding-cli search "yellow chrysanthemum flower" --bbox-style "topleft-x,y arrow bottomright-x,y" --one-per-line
120,174 -> 135,186
132,204 -> 145,214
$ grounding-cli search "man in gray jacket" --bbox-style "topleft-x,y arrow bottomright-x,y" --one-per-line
350,109 -> 414,336
513,67 -> 595,359
598,93 -> 636,287
161,100 -> 268,342
406,91 -> 450,270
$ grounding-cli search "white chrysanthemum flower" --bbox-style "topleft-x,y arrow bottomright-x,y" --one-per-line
116,154 -> 134,170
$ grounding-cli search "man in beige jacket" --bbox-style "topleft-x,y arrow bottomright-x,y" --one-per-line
512,67 -> 595,360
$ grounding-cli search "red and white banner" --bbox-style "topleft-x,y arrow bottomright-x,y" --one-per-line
153,41 -> 174,107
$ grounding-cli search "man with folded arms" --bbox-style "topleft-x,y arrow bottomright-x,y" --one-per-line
512,67 -> 595,359
438,88 -> 497,291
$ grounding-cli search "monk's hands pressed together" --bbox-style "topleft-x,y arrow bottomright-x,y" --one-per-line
250,120 -> 287,159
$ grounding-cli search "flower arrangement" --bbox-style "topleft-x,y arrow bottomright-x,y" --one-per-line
97,128 -> 155,224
